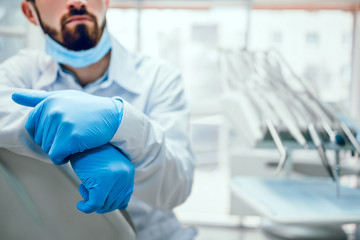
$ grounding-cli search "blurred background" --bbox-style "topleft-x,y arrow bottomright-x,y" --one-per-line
2,0 -> 360,239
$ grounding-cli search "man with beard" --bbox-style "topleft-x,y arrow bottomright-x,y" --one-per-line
0,0 -> 196,239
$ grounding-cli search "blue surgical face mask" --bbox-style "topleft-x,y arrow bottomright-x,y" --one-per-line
45,29 -> 112,69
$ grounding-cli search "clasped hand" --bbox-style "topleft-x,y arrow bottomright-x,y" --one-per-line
12,90 -> 123,165
69,144 -> 134,214
12,90 -> 134,214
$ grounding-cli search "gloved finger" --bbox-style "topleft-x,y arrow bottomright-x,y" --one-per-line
25,105 -> 44,142
34,110 -> 49,147
12,92 -> 54,108
40,112 -> 62,154
77,187 -> 107,214
118,203 -> 128,210
117,190 -> 133,210
95,185 -> 133,214
99,167 -> 134,211
106,189 -> 133,212
98,181 -> 121,211
41,122 -> 58,154
48,124 -> 72,165
78,184 -> 89,201
95,197 -> 125,214
105,196 -> 129,212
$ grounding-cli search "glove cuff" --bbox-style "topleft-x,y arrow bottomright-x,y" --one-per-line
111,97 -> 124,127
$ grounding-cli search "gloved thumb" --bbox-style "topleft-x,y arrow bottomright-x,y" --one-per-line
78,184 -> 89,201
12,91 -> 54,107
77,188 -> 106,214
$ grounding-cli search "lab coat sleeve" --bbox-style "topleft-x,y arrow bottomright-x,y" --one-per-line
111,67 -> 195,211
0,51 -> 50,162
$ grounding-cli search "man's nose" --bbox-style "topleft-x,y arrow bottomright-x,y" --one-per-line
66,0 -> 87,10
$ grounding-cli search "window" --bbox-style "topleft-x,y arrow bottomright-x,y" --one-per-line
304,65 -> 320,81
0,3 -> 27,62
0,37 -> 24,63
342,32 -> 352,48
249,10 -> 352,103
191,24 -> 218,46
271,31 -> 283,45
106,9 -> 138,52
305,32 -> 320,47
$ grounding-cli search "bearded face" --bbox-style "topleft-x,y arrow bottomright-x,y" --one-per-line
31,2 -> 106,51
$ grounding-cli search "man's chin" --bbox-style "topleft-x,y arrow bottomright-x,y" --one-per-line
62,25 -> 99,51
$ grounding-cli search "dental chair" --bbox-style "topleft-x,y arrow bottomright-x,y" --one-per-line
0,148 -> 136,240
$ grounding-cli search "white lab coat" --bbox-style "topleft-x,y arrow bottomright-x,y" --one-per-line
0,35 -> 197,240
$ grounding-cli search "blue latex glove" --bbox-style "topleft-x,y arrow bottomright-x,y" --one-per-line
69,144 -> 134,214
12,90 -> 123,165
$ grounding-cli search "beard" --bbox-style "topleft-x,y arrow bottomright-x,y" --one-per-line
35,5 -> 105,51
61,22 -> 100,51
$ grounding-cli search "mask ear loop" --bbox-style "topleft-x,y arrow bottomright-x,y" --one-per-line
27,2 -> 40,26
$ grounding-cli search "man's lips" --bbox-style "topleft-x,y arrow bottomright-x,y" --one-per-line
66,15 -> 92,24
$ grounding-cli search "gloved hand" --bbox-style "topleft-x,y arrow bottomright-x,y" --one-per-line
69,144 -> 134,214
12,90 -> 123,165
